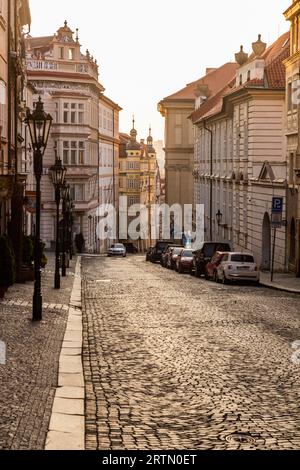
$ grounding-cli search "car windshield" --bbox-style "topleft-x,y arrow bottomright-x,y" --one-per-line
173,248 -> 182,255
231,254 -> 254,263
115,244 -> 124,249
182,250 -> 193,257
157,243 -> 168,250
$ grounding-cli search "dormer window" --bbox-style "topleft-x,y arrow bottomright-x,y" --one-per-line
59,47 -> 64,59
247,70 -> 251,81
239,74 -> 243,86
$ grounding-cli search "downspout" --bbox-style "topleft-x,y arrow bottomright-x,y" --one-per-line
204,120 -> 213,241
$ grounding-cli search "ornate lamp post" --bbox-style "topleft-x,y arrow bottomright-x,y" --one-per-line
216,209 -> 223,226
25,97 -> 52,321
61,183 -> 70,277
49,157 -> 67,289
68,200 -> 75,260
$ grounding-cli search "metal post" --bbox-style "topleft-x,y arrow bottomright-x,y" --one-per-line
54,187 -> 60,289
271,228 -> 276,283
32,149 -> 42,321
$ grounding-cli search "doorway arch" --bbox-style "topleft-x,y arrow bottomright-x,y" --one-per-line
261,212 -> 271,271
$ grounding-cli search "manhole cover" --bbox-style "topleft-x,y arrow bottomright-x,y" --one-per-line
225,433 -> 256,444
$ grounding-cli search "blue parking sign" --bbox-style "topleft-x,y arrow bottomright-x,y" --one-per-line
272,197 -> 283,214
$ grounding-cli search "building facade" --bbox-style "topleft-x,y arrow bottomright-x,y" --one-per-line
119,123 -> 158,249
26,21 -> 104,253
284,0 -> 300,276
0,0 -> 31,276
98,94 -> 121,253
158,64 -> 237,212
191,33 -> 289,272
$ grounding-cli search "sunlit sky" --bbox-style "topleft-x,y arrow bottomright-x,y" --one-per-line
29,0 -> 290,141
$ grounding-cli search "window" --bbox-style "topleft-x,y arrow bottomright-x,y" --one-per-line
247,70 -> 251,82
68,48 -> 75,60
63,103 -> 69,123
239,74 -> 243,86
79,142 -> 85,164
288,82 -> 292,112
54,102 -> 58,123
59,47 -> 64,59
70,184 -> 84,202
63,141 -> 69,164
61,102 -> 84,124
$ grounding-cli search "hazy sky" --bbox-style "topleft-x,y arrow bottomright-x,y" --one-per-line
29,0 -> 290,141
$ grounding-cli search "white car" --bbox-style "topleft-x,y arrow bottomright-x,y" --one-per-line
216,252 -> 260,284
107,244 -> 126,257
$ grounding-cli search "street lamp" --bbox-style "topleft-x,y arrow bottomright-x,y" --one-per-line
25,97 -> 53,321
49,157 -> 67,289
216,209 -> 223,226
61,183 -> 70,276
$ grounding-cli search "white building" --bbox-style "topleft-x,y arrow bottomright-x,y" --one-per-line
26,21 -> 105,252
191,33 -> 289,272
98,94 -> 121,253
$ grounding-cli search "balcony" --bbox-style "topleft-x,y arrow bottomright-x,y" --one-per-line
26,59 -> 99,81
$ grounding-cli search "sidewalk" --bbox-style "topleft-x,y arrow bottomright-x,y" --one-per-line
260,271 -> 300,294
0,254 -> 77,450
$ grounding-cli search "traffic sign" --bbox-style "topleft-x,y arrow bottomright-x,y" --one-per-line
272,197 -> 283,214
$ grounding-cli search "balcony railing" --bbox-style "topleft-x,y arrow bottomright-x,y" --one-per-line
26,59 -> 98,80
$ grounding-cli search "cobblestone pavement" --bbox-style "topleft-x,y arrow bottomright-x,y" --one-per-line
82,255 -> 300,451
0,255 -> 76,450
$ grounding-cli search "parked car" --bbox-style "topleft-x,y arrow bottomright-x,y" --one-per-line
161,244 -> 183,268
146,246 -> 154,262
216,252 -> 260,284
108,243 -> 127,257
150,241 -> 174,263
176,249 -> 194,273
123,242 -> 138,254
192,242 -> 231,277
167,246 -> 184,270
205,251 -> 227,281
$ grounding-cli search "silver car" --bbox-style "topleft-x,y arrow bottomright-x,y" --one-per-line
108,243 -> 127,257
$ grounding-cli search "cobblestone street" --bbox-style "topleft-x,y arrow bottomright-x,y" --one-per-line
82,255 -> 300,451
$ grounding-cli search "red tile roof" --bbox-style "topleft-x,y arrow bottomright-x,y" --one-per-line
162,62 -> 238,102
190,32 -> 290,124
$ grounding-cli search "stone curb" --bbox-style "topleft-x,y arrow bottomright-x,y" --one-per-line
260,281 -> 300,295
45,257 -> 84,451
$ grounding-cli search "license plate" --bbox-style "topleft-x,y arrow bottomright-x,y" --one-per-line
237,266 -> 250,270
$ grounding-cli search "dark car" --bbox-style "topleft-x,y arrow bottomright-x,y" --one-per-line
161,244 -> 183,268
204,251 -> 227,281
146,246 -> 154,262
150,241 -> 174,263
192,242 -> 231,277
176,249 -> 194,274
123,242 -> 138,254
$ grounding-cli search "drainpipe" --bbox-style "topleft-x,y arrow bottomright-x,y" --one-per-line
204,121 -> 213,241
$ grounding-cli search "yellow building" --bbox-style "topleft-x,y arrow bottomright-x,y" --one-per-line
119,121 -> 158,250
284,0 -> 300,275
